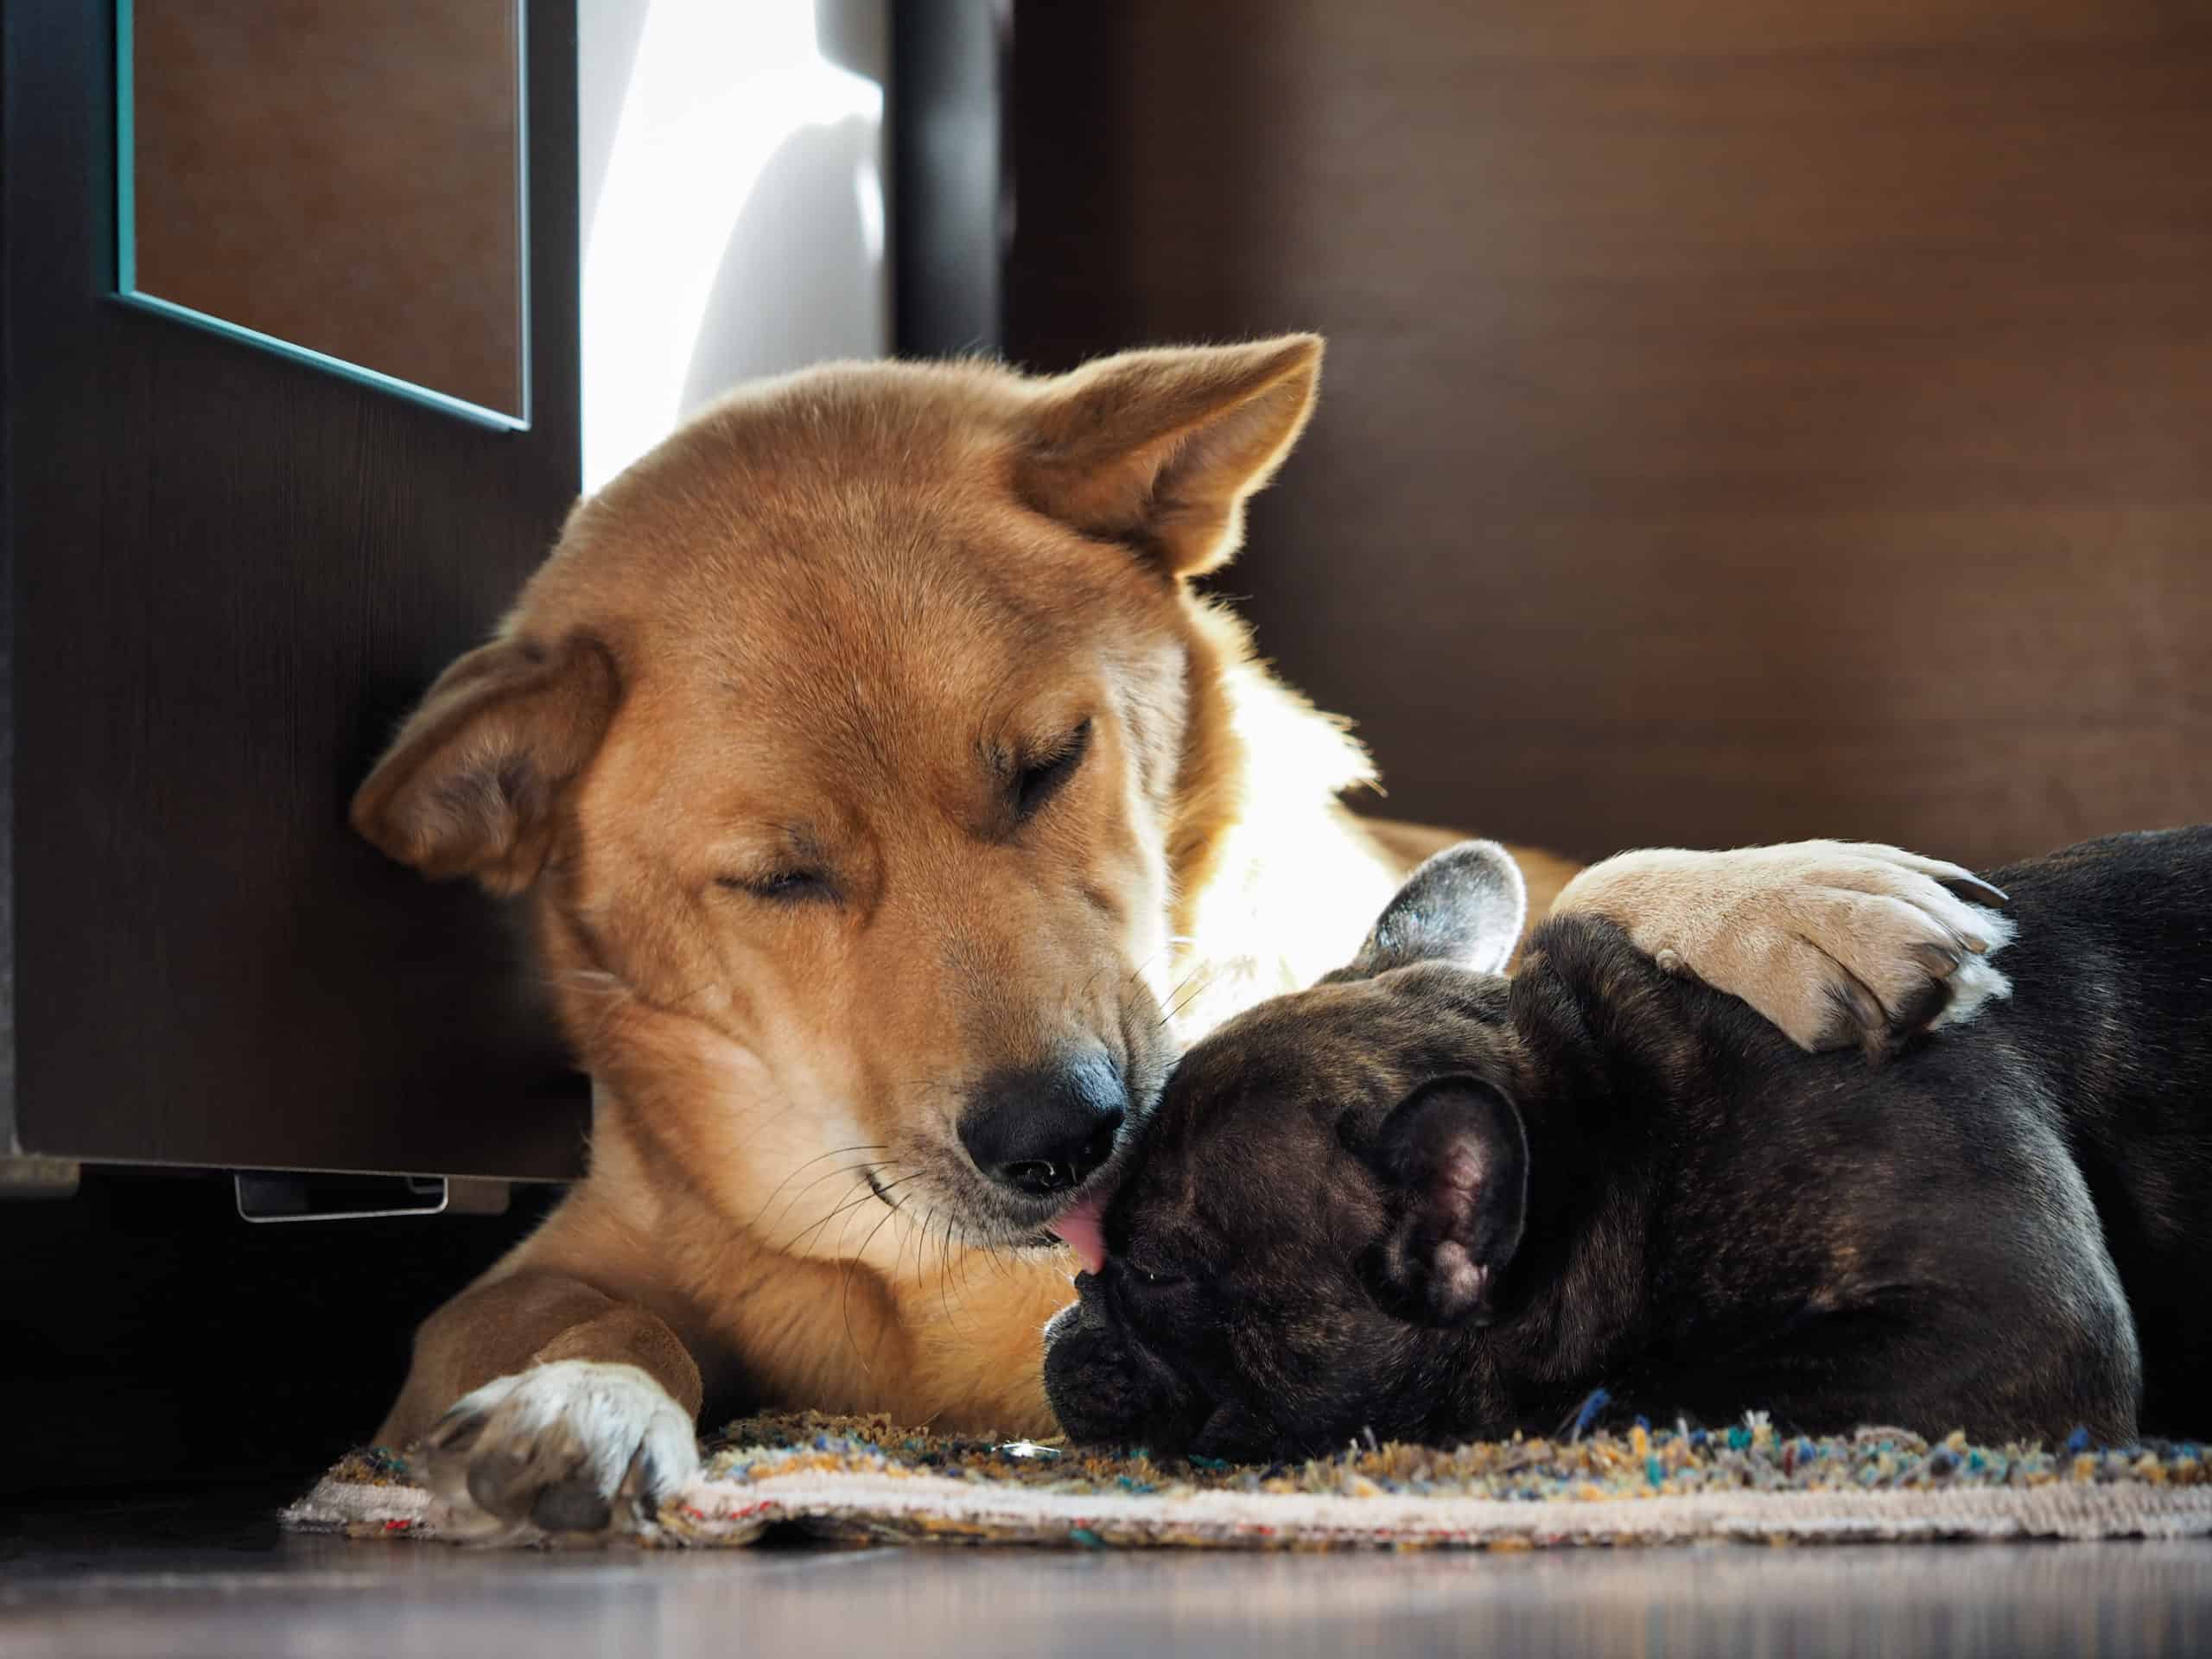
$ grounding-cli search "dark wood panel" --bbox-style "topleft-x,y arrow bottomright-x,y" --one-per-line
1008,0 -> 2212,868
3,2 -> 588,1173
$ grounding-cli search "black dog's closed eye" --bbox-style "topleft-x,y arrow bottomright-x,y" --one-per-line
1123,1249 -> 1192,1290
1014,720 -> 1091,820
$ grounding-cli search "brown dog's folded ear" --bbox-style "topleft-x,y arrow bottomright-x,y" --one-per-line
350,633 -> 620,895
1017,335 -> 1324,578
1358,1077 -> 1529,1328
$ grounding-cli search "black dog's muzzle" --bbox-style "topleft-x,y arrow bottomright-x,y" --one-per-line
1042,1275 -> 1207,1450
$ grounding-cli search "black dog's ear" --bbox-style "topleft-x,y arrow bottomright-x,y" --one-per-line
1358,1077 -> 1529,1327
1333,840 -> 1528,982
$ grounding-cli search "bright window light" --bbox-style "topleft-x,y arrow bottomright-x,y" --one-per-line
578,0 -> 887,492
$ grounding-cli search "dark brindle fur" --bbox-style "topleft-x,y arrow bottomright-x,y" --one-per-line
1045,827 -> 2212,1459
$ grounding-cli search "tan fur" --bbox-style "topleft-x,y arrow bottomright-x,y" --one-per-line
355,341 -> 2004,1526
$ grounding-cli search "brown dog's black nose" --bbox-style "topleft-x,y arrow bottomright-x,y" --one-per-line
959,1052 -> 1126,1198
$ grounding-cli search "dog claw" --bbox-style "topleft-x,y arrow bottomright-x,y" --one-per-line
1910,941 -> 1963,978
1826,973 -> 1885,1039
1940,874 -> 2010,909
427,1410 -> 487,1454
532,1476 -> 613,1533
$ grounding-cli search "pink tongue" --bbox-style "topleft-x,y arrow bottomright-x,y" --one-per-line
1047,1192 -> 1109,1275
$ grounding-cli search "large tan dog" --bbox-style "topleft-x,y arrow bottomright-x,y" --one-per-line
353,337 -> 2009,1535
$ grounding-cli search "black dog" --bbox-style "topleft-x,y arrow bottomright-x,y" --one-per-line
1044,828 -> 2212,1459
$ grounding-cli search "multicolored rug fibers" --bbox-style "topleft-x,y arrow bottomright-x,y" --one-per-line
283,1409 -> 2212,1550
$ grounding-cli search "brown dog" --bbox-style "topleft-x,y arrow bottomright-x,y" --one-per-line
351,337 -> 2007,1536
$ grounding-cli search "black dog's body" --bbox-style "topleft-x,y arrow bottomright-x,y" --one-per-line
1046,829 -> 2212,1459
1496,828 -> 2209,1445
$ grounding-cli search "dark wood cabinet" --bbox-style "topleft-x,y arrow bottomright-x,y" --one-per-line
3,1 -> 589,1179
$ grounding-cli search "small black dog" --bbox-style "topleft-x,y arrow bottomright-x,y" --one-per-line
1044,828 -> 2212,1459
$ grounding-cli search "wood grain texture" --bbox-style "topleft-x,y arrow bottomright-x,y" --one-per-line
1008,0 -> 2212,868
3,2 -> 587,1173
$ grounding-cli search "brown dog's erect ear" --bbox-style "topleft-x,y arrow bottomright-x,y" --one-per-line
1332,840 -> 1529,982
1359,1078 -> 1529,1328
350,633 -> 620,895
1017,335 -> 1324,578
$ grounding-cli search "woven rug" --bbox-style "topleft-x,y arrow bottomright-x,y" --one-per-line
283,1410 -> 2212,1550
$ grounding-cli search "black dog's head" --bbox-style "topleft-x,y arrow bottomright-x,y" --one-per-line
1042,841 -> 1536,1460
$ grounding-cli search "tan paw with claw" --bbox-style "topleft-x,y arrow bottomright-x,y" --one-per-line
421,1360 -> 699,1542
1556,840 -> 2016,1058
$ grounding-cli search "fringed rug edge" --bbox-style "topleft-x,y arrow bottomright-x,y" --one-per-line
281,1466 -> 2212,1552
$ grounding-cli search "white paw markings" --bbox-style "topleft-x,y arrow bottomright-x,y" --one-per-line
421,1360 -> 698,1541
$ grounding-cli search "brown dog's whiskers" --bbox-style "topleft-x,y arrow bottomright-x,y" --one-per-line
947,1215 -> 997,1335
1122,935 -> 1198,996
746,1144 -> 890,1231
837,1172 -> 931,1370
839,1207 -> 900,1375
889,1185 -> 938,1300
1155,963 -> 1205,1010
934,1212 -> 965,1333
828,1179 -> 875,1257
1159,968 -> 1218,1029
904,1202 -> 935,1296
780,1171 -> 897,1257
755,1157 -> 900,1241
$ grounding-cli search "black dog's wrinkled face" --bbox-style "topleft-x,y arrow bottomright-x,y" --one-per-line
1042,842 -> 1535,1461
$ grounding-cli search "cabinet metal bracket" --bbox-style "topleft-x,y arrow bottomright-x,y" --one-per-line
233,1172 -> 512,1222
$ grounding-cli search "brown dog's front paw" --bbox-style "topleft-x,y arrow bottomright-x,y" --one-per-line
1559,841 -> 2017,1058
420,1360 -> 698,1542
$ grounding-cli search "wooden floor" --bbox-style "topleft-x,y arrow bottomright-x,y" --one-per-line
3,1484 -> 2209,1657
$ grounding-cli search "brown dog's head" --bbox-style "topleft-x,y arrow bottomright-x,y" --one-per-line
352,339 -> 1332,1256
1041,842 -> 1535,1459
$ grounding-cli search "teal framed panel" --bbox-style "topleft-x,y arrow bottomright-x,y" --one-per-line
113,0 -> 532,431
